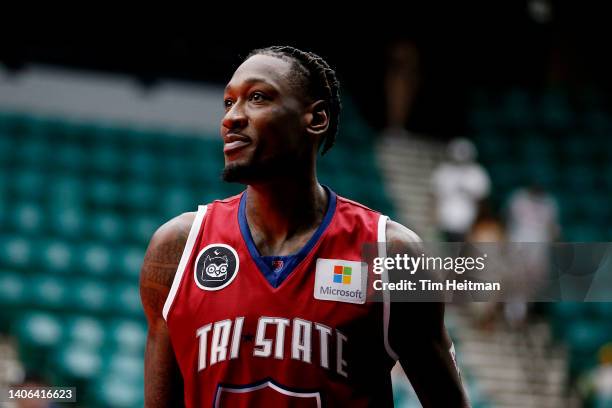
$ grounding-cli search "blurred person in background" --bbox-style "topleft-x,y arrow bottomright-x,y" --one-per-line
504,183 -> 560,328
467,201 -> 505,243
466,202 -> 506,331
506,183 -> 560,243
431,138 -> 491,242
579,343 -> 612,408
383,40 -> 421,138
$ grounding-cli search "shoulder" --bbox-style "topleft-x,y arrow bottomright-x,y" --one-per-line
140,211 -> 197,322
385,218 -> 423,256
335,195 -> 377,213
141,212 -> 196,289
147,211 -> 197,258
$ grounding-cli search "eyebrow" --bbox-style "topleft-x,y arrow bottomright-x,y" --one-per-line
225,77 -> 275,92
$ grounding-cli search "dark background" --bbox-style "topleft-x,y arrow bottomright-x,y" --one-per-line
2,2 -> 610,137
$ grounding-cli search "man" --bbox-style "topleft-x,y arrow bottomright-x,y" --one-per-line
431,138 -> 490,242
140,46 -> 469,407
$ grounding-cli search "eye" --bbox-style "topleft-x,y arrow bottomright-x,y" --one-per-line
249,92 -> 267,103
224,99 -> 234,109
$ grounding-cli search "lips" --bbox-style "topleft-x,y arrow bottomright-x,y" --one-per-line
223,133 -> 251,154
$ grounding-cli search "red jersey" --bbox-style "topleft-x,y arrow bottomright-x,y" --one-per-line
163,188 -> 398,407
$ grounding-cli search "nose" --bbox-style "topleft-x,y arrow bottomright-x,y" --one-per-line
222,101 -> 248,131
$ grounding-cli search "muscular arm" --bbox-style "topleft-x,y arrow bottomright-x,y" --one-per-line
386,220 -> 470,408
140,212 -> 195,408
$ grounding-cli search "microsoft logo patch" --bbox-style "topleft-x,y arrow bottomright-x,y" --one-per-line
333,265 -> 352,284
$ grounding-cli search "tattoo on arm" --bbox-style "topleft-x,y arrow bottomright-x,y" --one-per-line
140,218 -> 191,323
140,215 -> 193,408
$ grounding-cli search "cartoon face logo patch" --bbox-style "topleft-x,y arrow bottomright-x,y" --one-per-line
194,244 -> 239,291
204,254 -> 229,280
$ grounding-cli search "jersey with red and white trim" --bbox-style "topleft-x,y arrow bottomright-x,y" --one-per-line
163,189 -> 397,407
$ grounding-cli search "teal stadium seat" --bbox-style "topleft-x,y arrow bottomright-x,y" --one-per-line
48,176 -> 85,207
78,243 -> 113,278
161,186 -> 197,216
523,161 -> 558,189
70,279 -> 110,313
160,155 -> 190,184
562,135 -> 597,164
0,271 -> 26,307
474,132 -> 512,162
593,302 -> 612,319
564,225 -> 602,242
500,89 -> 533,128
88,144 -> 124,177
64,315 -> 105,349
117,246 -> 145,280
30,274 -> 68,309
55,343 -> 102,380
489,161 -> 523,193
9,202 -> 44,235
539,90 -> 573,129
15,312 -> 63,348
0,192 -> 5,230
580,192 -> 610,224
123,182 -> 157,212
42,240 -> 74,275
95,375 -> 143,408
15,133 -> 49,169
102,351 -> 143,382
125,150 -> 157,181
90,212 -> 124,242
11,169 -> 46,201
88,179 -> 121,209
112,283 -> 143,318
55,143 -> 85,172
106,319 -> 147,354
0,133 -> 13,165
0,236 -> 34,269
192,154 -> 225,184
95,352 -> 144,406
49,205 -> 85,239
565,165 -> 596,193
600,161 -> 612,189
520,133 -> 554,160
129,215 -> 158,244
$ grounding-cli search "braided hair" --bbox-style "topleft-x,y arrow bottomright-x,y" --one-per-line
246,46 -> 341,155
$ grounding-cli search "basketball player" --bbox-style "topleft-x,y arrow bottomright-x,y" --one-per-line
140,46 -> 470,407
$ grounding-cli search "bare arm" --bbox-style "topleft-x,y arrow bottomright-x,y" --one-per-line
386,220 -> 470,408
140,212 -> 195,408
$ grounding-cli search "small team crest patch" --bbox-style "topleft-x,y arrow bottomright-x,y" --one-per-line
271,259 -> 284,272
194,244 -> 240,291
314,258 -> 367,304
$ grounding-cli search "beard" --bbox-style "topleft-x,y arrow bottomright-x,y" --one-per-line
222,153 -> 302,184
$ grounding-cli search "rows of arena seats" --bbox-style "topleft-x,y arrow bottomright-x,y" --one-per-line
470,87 -> 612,242
469,88 -> 612,404
0,103 -> 394,407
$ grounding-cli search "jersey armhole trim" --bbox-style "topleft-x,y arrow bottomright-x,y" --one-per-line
162,205 -> 208,321
378,214 -> 400,362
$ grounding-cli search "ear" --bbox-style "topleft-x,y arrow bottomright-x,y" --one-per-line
304,100 -> 329,137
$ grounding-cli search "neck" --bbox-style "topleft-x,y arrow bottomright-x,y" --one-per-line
244,173 -> 328,256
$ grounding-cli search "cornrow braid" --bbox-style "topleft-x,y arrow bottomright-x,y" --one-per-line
246,45 -> 342,155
